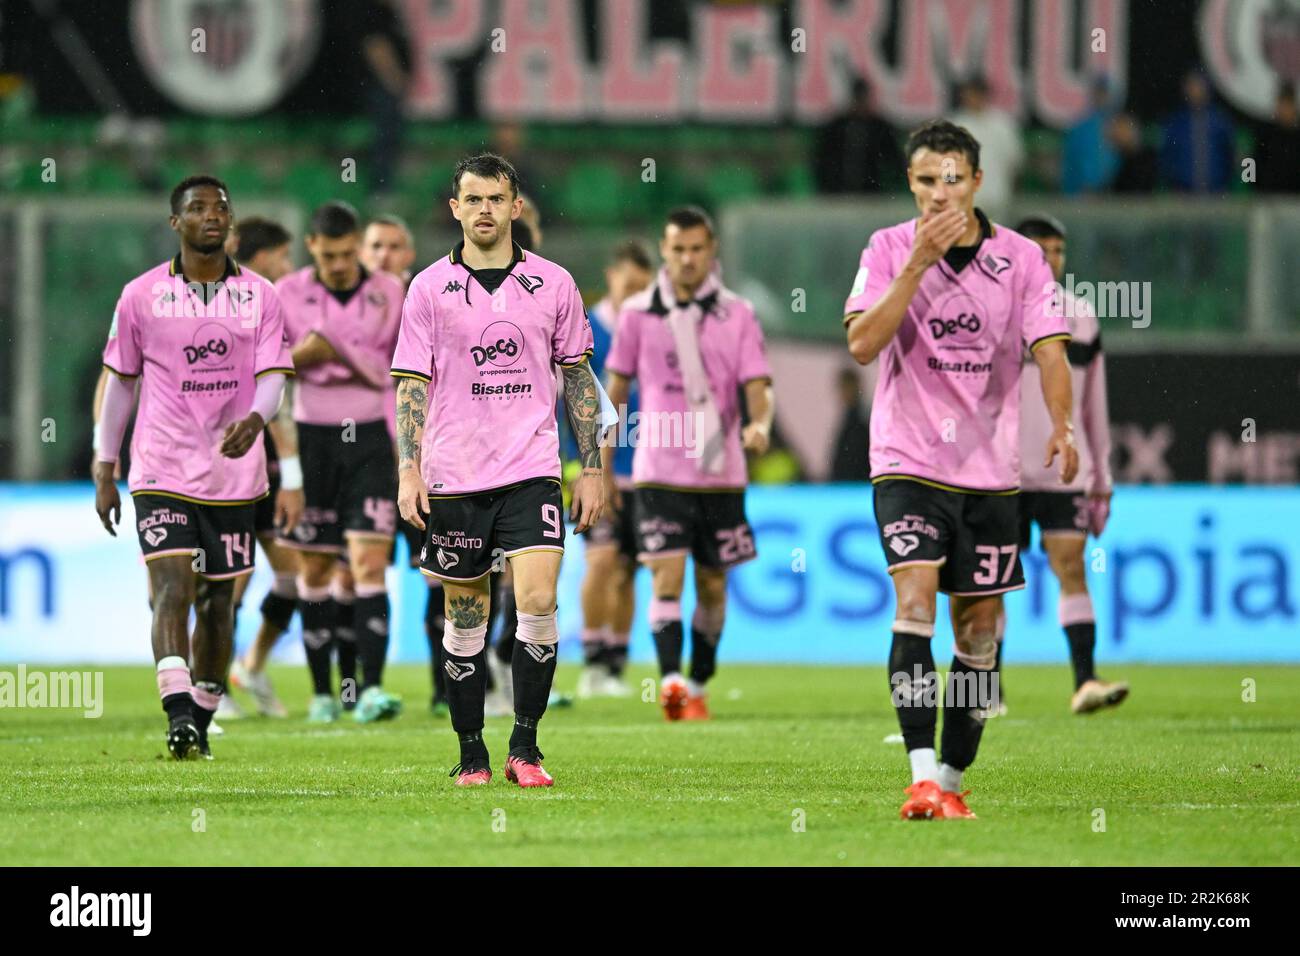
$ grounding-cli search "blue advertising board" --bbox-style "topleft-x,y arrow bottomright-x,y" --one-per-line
2,484 -> 1296,664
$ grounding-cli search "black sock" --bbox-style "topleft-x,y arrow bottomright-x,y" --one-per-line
582,637 -> 606,666
260,590 -> 297,633
940,657 -> 997,772
689,623 -> 722,686
651,614 -> 684,676
512,638 -> 558,729
1064,622 -> 1097,689
495,582 -> 518,665
334,598 -> 357,703
509,714 -> 540,752
443,647 -> 487,735
192,682 -> 223,737
888,632 -> 938,751
456,730 -> 489,768
354,592 -> 390,689
299,594 -> 336,696
162,692 -> 194,722
606,644 -> 629,677
425,588 -> 446,704
994,641 -> 1005,702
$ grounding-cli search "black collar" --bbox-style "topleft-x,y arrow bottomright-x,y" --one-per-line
647,285 -> 720,318
170,252 -> 241,283
450,239 -> 525,272
941,208 -> 993,273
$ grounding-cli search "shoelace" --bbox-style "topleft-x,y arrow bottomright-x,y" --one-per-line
449,760 -> 488,779
509,747 -> 545,766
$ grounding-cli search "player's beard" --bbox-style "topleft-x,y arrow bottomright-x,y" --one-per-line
191,236 -> 227,255
467,217 -> 506,251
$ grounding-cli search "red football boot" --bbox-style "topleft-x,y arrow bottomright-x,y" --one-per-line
504,749 -> 554,788
899,780 -> 945,820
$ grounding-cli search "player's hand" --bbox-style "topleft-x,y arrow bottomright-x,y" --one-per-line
275,487 -> 304,533
742,421 -> 771,456
1087,491 -> 1111,537
93,461 -> 121,537
907,208 -> 968,271
1045,424 -> 1079,485
570,467 -> 605,533
398,464 -> 429,531
602,472 -> 623,514
221,413 -> 265,458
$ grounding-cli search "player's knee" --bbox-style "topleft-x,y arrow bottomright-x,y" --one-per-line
953,624 -> 999,670
514,584 -> 557,617
695,569 -> 727,609
1054,554 -> 1087,592
197,580 -> 234,623
152,575 -> 194,617
299,554 -> 334,589
895,595 -> 936,628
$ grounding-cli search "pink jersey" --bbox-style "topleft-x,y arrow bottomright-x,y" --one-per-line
390,241 -> 593,495
276,266 -> 404,426
1019,287 -> 1112,493
102,255 -> 293,503
605,269 -> 772,490
843,211 -> 1069,492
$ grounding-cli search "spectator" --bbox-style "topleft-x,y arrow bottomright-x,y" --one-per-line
1159,70 -> 1236,193
1062,76 -> 1119,194
1256,85 -> 1300,192
949,76 -> 1023,220
1108,112 -> 1159,193
829,368 -> 871,482
812,78 -> 903,194
356,0 -> 411,196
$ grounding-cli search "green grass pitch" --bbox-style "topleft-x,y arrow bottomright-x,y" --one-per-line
2,663 -> 1296,866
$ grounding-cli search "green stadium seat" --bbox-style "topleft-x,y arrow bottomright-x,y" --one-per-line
558,161 -> 628,226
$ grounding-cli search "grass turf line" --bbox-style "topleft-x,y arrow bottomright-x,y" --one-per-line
1,664 -> 1296,866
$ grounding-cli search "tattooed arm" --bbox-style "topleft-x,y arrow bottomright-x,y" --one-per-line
561,358 -> 606,533
395,376 -> 430,529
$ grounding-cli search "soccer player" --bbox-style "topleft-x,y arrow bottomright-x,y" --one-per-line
577,240 -> 654,698
277,201 -> 405,723
93,175 -> 292,759
604,207 -> 775,721
843,120 -> 1078,820
1014,214 -> 1127,714
360,214 -> 456,714
392,152 -> 604,787
222,217 -> 302,720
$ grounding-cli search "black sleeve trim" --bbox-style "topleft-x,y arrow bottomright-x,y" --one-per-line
390,368 -> 432,383
102,362 -> 140,380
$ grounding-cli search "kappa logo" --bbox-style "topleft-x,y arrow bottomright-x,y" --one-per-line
513,273 -> 544,294
143,527 -> 168,547
889,534 -> 920,557
442,280 -> 464,295
524,643 -> 556,664
444,659 -> 476,682
436,547 -> 459,570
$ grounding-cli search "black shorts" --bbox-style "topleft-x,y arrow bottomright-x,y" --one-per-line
287,420 -> 397,553
633,486 -> 757,569
419,477 -> 566,582
872,479 -> 1024,597
397,515 -> 425,568
253,426 -> 280,536
133,493 -> 256,580
584,486 -> 638,562
1018,491 -> 1089,547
